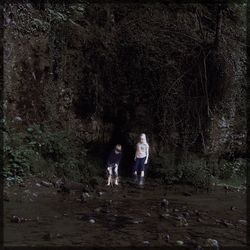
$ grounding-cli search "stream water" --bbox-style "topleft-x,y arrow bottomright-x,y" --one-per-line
4,177 -> 246,247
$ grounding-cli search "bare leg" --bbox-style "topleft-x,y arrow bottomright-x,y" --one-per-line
114,166 -> 119,185
107,167 -> 112,186
133,171 -> 138,183
139,170 -> 145,186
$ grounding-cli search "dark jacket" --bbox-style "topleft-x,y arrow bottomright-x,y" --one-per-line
107,149 -> 122,166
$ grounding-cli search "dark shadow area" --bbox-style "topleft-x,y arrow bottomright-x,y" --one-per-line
107,107 -> 135,178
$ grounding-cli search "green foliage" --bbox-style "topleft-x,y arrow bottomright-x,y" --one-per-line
149,152 -> 182,184
218,158 -> 246,180
3,123 -> 104,182
149,152 -> 245,189
181,159 -> 213,189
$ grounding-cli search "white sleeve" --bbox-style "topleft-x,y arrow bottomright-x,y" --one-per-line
145,144 -> 149,162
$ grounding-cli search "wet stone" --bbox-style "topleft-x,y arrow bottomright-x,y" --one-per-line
10,215 -> 21,223
40,181 -> 53,188
161,199 -> 169,208
176,216 -> 188,227
89,219 -> 96,224
94,207 -> 102,213
205,238 -> 219,249
160,213 -> 171,219
56,233 -> 63,239
183,212 -> 190,218
132,218 -> 144,224
176,240 -> 184,246
197,218 -> 202,222
238,219 -> 247,225
98,191 -> 104,197
165,234 -> 170,242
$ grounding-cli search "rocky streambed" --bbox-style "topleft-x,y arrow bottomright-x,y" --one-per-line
4,177 -> 246,248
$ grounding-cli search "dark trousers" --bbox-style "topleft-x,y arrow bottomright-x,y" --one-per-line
133,157 -> 146,174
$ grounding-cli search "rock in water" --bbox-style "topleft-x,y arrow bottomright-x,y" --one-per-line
14,116 -> 22,122
161,199 -> 169,209
160,213 -> 171,219
132,218 -> 144,224
89,219 -> 95,224
10,215 -> 21,223
176,240 -> 184,246
40,181 -> 53,187
238,219 -> 247,225
205,238 -> 219,249
94,207 -> 102,213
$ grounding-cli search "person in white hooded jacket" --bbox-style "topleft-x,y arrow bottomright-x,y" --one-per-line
133,133 -> 149,186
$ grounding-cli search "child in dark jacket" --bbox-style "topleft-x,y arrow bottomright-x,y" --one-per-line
106,144 -> 122,186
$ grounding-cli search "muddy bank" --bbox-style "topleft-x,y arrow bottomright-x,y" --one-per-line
4,177 -> 246,247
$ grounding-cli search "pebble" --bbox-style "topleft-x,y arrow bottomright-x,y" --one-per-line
40,181 -> 53,187
98,191 -> 104,197
165,234 -> 170,242
36,183 -> 41,187
132,218 -> 144,224
143,241 -> 150,244
161,198 -> 169,208
221,219 -> 233,227
89,219 -> 95,224
160,213 -> 171,219
10,215 -> 21,223
197,218 -> 202,222
238,219 -> 247,225
14,116 -> 22,122
177,217 -> 188,227
82,192 -> 90,198
94,207 -> 102,213
176,240 -> 184,246
182,212 -> 190,218
205,238 -> 219,249
56,233 -> 63,238
54,179 -> 63,188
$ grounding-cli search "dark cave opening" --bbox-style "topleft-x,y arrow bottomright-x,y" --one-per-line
106,106 -> 135,178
